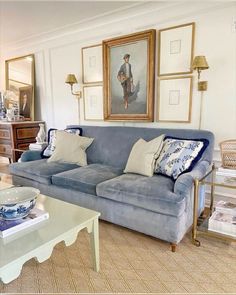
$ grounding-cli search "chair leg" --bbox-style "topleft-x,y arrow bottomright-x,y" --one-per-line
170,243 -> 177,252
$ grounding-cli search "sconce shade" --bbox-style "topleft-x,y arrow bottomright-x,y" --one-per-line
65,74 -> 78,85
192,56 -> 209,70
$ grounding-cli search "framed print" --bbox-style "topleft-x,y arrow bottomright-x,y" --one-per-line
103,29 -> 156,122
158,23 -> 195,76
157,76 -> 192,122
19,85 -> 33,120
82,44 -> 103,84
83,85 -> 103,121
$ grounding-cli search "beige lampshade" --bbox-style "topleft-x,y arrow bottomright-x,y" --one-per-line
65,74 -> 78,85
192,56 -> 209,70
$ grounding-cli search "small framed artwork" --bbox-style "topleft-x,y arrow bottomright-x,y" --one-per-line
157,76 -> 192,123
82,44 -> 103,84
8,80 -> 29,97
103,29 -> 156,122
19,85 -> 33,120
83,85 -> 103,121
158,23 -> 195,76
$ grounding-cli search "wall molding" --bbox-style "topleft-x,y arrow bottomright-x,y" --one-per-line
1,2 -> 233,54
1,1 -> 235,142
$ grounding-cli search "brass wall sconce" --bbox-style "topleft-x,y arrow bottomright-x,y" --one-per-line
192,56 -> 209,91
192,56 -> 209,129
65,74 -> 82,99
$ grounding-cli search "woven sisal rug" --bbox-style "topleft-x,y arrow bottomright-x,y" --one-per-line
0,220 -> 236,294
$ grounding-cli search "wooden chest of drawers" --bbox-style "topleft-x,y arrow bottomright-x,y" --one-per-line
0,121 -> 45,162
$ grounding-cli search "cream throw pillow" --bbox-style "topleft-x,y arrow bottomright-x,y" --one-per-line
124,135 -> 165,177
47,130 -> 94,166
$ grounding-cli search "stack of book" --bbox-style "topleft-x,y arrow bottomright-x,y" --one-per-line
216,167 -> 236,177
29,142 -> 47,151
0,208 -> 49,238
209,200 -> 236,237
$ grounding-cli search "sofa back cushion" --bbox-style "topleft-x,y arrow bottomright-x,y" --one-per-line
68,126 -> 214,170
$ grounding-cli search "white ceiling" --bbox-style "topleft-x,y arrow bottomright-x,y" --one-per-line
0,1 -> 143,45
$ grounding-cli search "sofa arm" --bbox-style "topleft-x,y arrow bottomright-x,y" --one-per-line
174,161 -> 212,196
20,150 -> 43,162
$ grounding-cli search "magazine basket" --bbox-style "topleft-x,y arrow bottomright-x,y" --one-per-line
219,140 -> 236,169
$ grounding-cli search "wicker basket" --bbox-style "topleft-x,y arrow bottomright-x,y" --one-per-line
219,140 -> 236,169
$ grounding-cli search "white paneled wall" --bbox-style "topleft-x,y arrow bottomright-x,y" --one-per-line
0,2 -> 236,171
49,44 -> 81,129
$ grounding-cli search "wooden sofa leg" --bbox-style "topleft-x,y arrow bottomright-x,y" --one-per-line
170,243 -> 177,252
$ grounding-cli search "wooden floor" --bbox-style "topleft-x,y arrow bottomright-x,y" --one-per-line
0,163 -> 10,174
0,157 -> 11,183
0,157 -> 9,174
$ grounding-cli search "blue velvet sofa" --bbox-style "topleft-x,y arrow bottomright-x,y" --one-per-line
9,126 -> 214,250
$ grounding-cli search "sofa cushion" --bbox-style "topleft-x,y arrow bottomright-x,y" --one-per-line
9,159 -> 78,185
52,164 -> 123,195
124,135 -> 164,177
43,127 -> 82,158
47,131 -> 94,166
96,173 -> 185,217
155,137 -> 209,180
79,126 -> 214,169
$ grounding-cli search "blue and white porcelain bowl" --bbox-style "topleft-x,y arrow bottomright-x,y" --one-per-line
0,187 -> 40,220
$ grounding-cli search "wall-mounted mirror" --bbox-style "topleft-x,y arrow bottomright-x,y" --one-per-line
5,54 -> 35,120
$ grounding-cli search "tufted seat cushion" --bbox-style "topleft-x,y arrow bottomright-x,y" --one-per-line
52,164 -> 123,195
96,173 -> 185,217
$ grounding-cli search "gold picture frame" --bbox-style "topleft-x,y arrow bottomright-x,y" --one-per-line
83,85 -> 104,121
157,76 -> 193,123
82,44 -> 103,84
103,29 -> 156,122
5,54 -> 35,121
19,85 -> 33,120
158,23 -> 195,76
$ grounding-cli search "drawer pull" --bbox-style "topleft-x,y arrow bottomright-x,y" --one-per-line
0,129 -> 11,139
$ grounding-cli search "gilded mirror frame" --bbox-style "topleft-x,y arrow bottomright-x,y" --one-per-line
5,54 -> 35,120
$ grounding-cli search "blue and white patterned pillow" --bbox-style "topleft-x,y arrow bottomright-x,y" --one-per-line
42,127 -> 82,158
155,137 -> 209,180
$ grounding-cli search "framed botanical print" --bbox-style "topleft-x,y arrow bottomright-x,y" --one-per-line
82,44 -> 103,84
157,76 -> 192,123
158,23 -> 195,76
103,29 -> 156,121
83,85 -> 103,121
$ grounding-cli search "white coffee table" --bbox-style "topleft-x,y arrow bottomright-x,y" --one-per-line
0,183 -> 100,284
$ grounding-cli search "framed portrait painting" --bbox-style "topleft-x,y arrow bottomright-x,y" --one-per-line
82,44 -> 103,84
157,76 -> 193,123
8,80 -> 29,97
103,29 -> 156,121
19,85 -> 33,120
158,23 -> 195,76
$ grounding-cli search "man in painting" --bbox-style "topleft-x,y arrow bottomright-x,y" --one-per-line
20,93 -> 30,118
117,53 -> 133,109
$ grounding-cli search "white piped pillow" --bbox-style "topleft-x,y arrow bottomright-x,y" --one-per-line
47,130 -> 93,166
124,135 -> 165,177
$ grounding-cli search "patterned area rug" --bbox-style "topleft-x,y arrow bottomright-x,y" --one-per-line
0,220 -> 235,294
